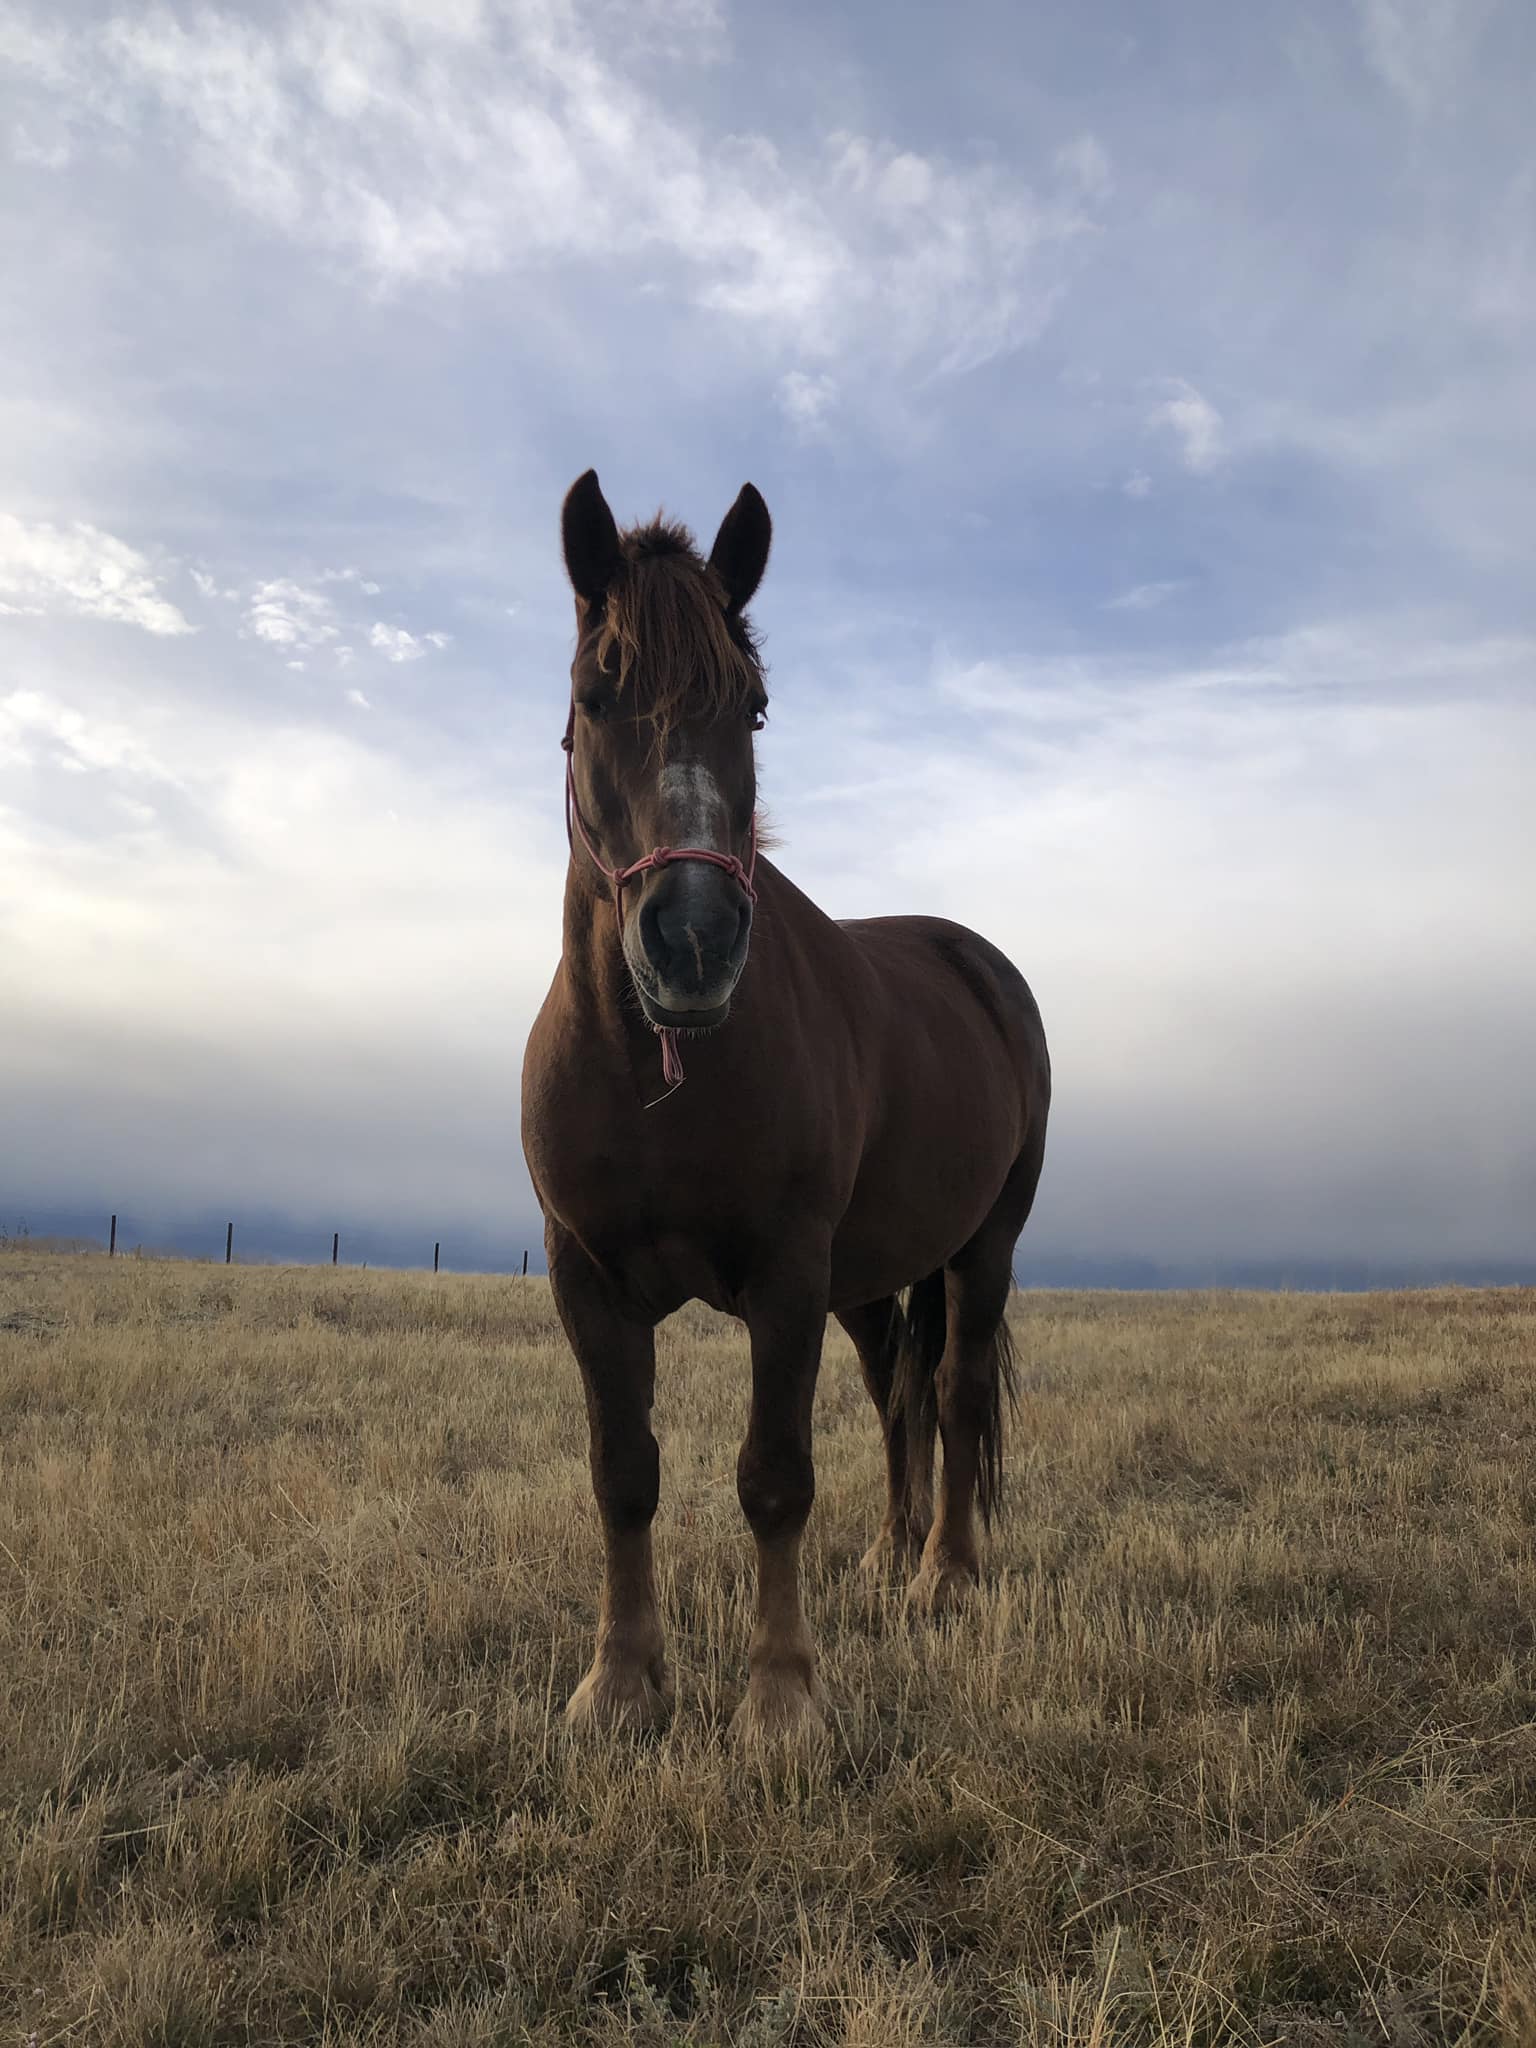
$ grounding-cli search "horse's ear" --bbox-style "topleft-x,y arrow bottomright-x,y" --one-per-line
708,483 -> 772,614
562,469 -> 622,611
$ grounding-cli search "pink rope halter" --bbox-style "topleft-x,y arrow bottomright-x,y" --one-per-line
561,708 -> 758,1087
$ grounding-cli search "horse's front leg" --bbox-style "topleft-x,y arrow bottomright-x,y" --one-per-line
548,1226 -> 672,1734
732,1258 -> 830,1745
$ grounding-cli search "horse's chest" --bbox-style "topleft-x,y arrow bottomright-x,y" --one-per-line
531,1108 -> 764,1313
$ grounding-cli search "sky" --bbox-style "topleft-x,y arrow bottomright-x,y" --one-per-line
1,0 -> 1533,1279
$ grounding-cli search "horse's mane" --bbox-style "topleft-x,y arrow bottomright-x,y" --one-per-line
594,519 -> 765,739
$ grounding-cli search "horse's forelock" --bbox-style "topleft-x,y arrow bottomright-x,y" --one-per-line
593,519 -> 764,740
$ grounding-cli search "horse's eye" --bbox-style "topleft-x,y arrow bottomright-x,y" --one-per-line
580,696 -> 610,723
748,707 -> 767,732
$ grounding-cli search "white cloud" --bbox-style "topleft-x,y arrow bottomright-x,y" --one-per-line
2,3 -> 1107,382
1355,0 -> 1492,113
1147,379 -> 1225,473
776,370 -> 838,435
1054,132 -> 1113,203
368,622 -> 450,662
345,687 -> 371,710
243,578 -> 339,651
190,568 -> 218,598
0,513 -> 193,634
0,686 -> 177,780
319,566 -> 382,595
10,122 -> 71,169
1104,579 -> 1185,611
0,647 -> 563,1230
1122,470 -> 1152,499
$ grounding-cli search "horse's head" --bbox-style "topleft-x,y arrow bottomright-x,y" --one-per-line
560,469 -> 772,1031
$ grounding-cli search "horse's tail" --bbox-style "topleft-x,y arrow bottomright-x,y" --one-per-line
890,1271 -> 945,1490
890,1268 -> 1017,1531
975,1311 -> 1018,1531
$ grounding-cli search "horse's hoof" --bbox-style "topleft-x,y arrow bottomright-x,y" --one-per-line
904,1558 -> 977,1618
728,1667 -> 828,1749
859,1521 -> 926,1577
565,1656 -> 673,1736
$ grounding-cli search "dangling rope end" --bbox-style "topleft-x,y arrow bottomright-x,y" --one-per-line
642,1028 -> 687,1109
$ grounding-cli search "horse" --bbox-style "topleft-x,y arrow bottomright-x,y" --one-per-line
521,471 -> 1050,1742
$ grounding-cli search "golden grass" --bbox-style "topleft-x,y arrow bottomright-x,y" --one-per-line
2,1251 -> 1535,2045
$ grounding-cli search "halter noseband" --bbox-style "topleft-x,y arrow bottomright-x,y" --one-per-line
561,705 -> 758,1088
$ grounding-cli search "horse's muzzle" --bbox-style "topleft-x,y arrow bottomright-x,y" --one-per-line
631,868 -> 751,1024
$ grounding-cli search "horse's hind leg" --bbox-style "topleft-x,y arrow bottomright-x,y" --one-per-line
907,1140 -> 1044,1617
548,1225 -> 672,1734
837,1298 -> 933,1573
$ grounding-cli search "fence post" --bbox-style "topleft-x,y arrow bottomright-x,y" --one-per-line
434,1241 -> 440,1274
109,1213 -> 117,1258
332,1231 -> 339,1266
522,1249 -> 529,1277
226,1221 -> 233,1266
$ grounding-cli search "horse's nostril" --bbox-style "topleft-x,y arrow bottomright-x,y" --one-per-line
640,880 -> 746,991
638,898 -> 669,976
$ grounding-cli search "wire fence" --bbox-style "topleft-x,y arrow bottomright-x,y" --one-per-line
1,1216 -> 534,1277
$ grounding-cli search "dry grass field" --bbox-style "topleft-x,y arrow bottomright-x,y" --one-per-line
3,1251 -> 1535,2046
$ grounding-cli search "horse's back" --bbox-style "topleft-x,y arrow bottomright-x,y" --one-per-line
836,912 -> 1049,1098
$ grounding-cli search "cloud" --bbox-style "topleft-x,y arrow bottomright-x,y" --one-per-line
368,623 -> 451,662
0,640 -> 563,1232
0,686 -> 177,781
319,566 -> 382,595
239,578 -> 446,668
2,4 -> 1108,382
4,591 -> 1532,1266
1355,0 -> 1492,113
1054,132 -> 1113,203
1147,379 -> 1225,474
776,370 -> 838,435
243,578 -> 339,651
774,617 -> 1536,1262
1104,579 -> 1185,611
10,122 -> 70,169
2,2 -> 1532,1274
0,514 -> 193,634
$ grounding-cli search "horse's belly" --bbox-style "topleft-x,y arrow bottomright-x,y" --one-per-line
828,1121 -> 1018,1308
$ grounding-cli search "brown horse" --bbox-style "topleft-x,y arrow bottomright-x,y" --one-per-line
522,471 -> 1050,1742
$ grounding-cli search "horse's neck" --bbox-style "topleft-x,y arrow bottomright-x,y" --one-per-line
559,865 -> 633,1041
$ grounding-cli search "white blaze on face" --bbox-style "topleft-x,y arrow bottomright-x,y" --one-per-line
657,755 -> 728,852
